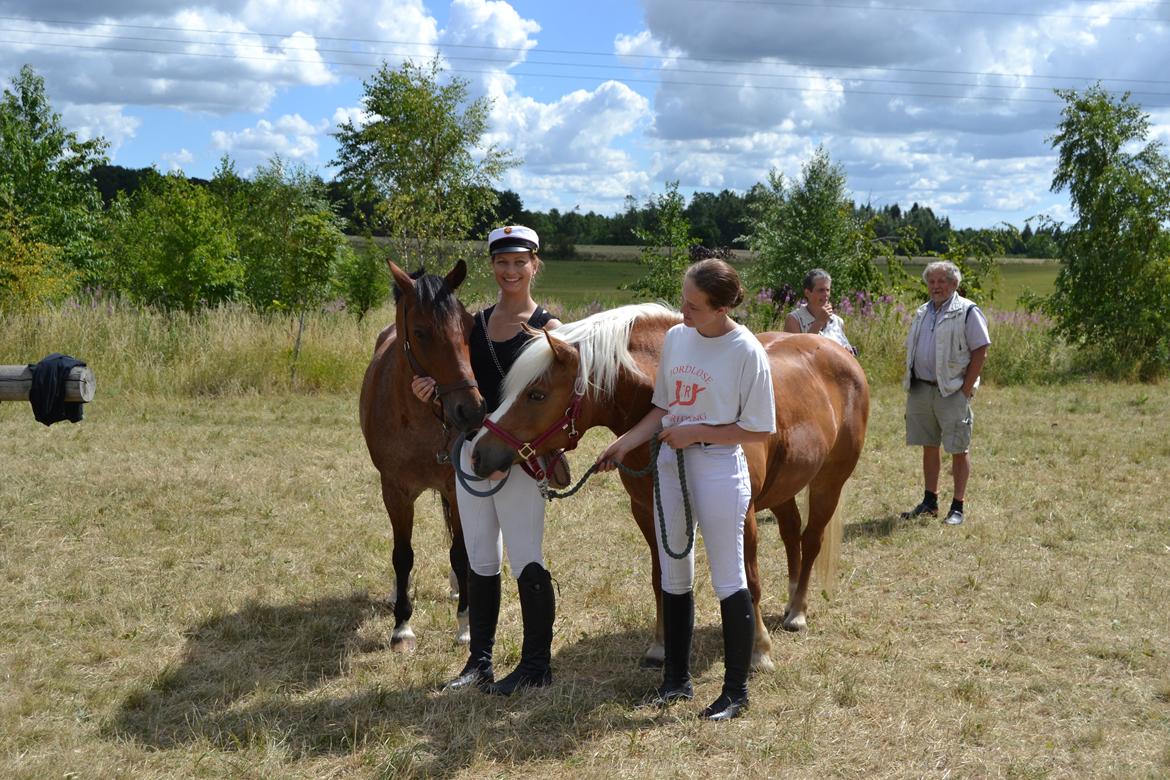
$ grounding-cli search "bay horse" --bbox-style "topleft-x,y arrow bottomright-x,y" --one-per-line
468,304 -> 869,670
359,259 -> 485,652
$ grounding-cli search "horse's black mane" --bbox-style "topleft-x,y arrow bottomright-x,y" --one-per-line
392,266 -> 459,317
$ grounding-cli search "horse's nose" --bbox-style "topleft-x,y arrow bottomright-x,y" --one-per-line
452,399 -> 485,432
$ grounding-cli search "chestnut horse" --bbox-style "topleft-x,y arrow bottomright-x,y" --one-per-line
359,260 -> 485,652
469,304 -> 869,670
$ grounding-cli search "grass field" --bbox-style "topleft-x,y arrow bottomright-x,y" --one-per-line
459,253 -> 1059,310
2,382 -> 1168,778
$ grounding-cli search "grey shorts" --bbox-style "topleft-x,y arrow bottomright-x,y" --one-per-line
905,380 -> 974,454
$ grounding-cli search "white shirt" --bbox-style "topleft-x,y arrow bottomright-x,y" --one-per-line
652,324 -> 777,433
791,305 -> 853,352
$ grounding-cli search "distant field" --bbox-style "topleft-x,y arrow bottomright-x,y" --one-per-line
462,248 -> 1059,311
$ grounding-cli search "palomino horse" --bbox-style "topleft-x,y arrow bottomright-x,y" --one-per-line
359,260 -> 485,652
469,304 -> 869,670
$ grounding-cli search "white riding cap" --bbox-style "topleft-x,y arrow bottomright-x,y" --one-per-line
488,225 -> 540,255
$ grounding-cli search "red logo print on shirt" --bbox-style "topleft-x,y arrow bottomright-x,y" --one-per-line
669,380 -> 706,407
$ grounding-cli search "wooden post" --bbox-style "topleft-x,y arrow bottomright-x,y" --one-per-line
0,365 -> 96,403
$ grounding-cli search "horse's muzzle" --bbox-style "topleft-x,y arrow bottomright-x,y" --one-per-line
471,437 -> 515,479
446,397 -> 484,432
444,391 -> 486,433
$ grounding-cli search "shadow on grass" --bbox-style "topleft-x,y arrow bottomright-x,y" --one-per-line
844,512 -> 931,540
105,592 -> 731,775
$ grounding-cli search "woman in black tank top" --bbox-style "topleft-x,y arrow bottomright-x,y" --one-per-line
412,225 -> 563,697
470,304 -> 554,413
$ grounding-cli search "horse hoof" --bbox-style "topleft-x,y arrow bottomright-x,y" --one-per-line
640,642 -> 665,668
781,613 -> 807,632
391,627 -> 417,653
455,609 -> 470,645
751,651 -> 775,673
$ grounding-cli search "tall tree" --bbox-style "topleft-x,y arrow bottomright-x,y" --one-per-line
0,202 -> 74,307
332,57 -> 517,272
103,173 -> 240,311
1044,85 -> 1170,377
744,147 -> 879,297
0,64 -> 107,281
213,155 -> 349,314
629,181 -> 699,301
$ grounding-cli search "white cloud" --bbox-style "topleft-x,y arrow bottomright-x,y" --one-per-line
160,148 -> 195,171
614,29 -> 683,69
331,105 -> 369,130
0,2 -> 441,114
484,80 -> 651,211
1149,107 -> 1170,144
211,113 -> 327,166
438,0 -> 540,97
59,103 -> 141,154
489,81 -> 650,168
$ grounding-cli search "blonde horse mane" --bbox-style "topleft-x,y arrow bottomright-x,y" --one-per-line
495,303 -> 677,416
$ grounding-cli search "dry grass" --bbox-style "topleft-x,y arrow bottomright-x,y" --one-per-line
2,383 -> 1169,778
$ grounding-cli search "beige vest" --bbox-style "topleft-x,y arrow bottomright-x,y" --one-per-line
902,295 -> 980,397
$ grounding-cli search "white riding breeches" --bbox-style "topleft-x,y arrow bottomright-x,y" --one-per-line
655,443 -> 752,600
455,440 -> 547,578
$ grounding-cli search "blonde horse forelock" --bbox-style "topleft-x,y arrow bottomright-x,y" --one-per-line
500,303 -> 677,408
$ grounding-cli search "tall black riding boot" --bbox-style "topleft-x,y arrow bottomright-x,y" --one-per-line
644,590 -> 694,706
485,562 -> 554,696
701,589 -> 755,721
443,570 -> 500,690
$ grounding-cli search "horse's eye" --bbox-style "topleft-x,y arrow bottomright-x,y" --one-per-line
413,328 -> 429,342
526,389 -> 546,402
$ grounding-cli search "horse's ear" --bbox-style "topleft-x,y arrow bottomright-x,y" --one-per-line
387,259 -> 414,300
445,260 -> 467,291
542,327 -> 574,365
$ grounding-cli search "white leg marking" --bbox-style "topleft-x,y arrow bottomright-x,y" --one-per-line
455,608 -> 470,645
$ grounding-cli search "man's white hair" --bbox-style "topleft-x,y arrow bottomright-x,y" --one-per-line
923,260 -> 962,285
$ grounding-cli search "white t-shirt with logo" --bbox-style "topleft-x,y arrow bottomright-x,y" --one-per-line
651,323 -> 777,433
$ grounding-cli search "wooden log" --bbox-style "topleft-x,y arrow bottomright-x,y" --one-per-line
0,364 -> 96,403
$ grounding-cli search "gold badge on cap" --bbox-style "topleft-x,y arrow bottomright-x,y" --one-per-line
503,226 -> 513,234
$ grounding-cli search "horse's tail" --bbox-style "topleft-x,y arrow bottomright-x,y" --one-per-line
813,484 -> 845,597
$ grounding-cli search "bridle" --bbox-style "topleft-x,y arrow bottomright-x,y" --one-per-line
458,343 -> 696,559
479,345 -> 588,483
400,299 -> 479,467
401,301 -> 478,402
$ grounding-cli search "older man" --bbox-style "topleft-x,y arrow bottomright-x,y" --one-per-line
901,261 -> 990,526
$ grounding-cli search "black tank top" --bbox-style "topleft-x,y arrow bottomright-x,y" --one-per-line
471,304 -> 553,412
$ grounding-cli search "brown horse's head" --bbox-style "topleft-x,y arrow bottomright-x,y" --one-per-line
389,259 -> 485,432
469,303 -> 670,478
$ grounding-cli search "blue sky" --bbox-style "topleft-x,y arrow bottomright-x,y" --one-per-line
2,1 -> 1169,229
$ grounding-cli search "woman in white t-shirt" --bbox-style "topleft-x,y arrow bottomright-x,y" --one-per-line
596,259 -> 776,721
784,268 -> 854,353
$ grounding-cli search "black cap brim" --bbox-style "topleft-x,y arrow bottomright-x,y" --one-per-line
489,238 -> 539,255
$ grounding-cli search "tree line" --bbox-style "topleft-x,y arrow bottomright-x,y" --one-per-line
88,164 -> 1060,260
3,61 -> 1168,376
